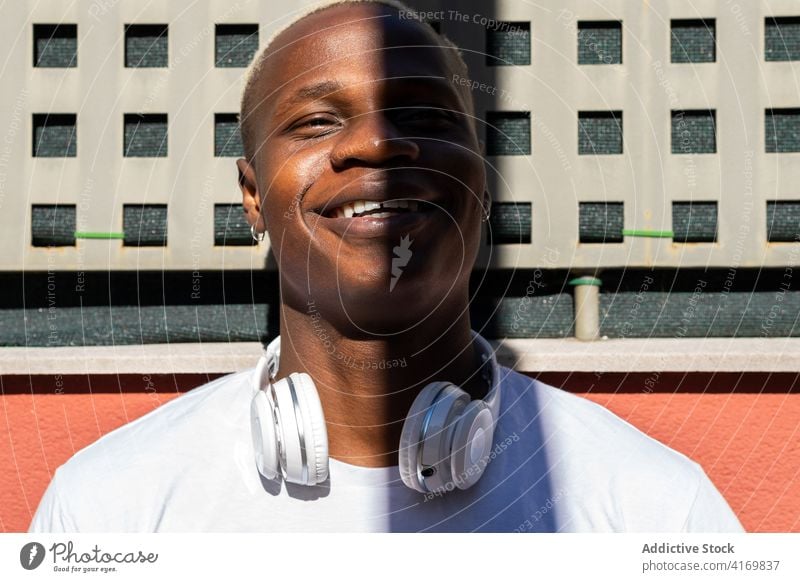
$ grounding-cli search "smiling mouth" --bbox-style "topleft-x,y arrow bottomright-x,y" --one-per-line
322,199 -> 438,219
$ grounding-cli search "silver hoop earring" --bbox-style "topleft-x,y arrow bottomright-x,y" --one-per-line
481,196 -> 492,224
251,224 -> 266,242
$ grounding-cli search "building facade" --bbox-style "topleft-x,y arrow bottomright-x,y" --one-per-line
0,0 -> 798,342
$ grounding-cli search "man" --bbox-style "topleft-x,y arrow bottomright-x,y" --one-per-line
30,0 -> 743,532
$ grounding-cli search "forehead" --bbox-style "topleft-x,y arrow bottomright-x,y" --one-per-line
259,5 -> 460,103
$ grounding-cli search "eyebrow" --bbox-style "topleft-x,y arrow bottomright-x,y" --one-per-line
387,75 -> 460,99
273,80 -> 345,120
271,75 -> 465,124
384,75 -> 468,113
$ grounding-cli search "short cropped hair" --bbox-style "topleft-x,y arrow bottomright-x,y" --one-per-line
239,0 -> 476,160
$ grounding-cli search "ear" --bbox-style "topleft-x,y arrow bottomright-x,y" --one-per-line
237,158 -> 264,232
477,139 -> 489,207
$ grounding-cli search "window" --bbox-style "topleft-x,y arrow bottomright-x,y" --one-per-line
214,204 -> 255,246
672,201 -> 718,242
486,22 -> 531,66
578,21 -> 622,65
579,202 -> 624,243
672,110 -> 716,154
671,19 -> 716,63
33,24 -> 77,67
487,202 -> 532,245
124,114 -> 168,157
31,205 -> 76,246
33,114 -> 76,157
578,111 -> 623,155
486,112 -> 531,155
765,108 -> 800,153
123,204 -> 168,246
215,24 -> 259,67
766,201 -> 800,242
214,114 -> 244,157
765,16 -> 800,61
125,24 -> 168,68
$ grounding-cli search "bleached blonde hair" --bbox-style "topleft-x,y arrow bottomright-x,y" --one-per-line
239,0 -> 475,160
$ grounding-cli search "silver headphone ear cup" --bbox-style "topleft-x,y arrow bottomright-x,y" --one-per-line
450,401 -> 494,490
399,383 -> 449,492
270,375 -> 304,483
288,372 -> 329,485
250,390 -> 280,480
399,382 -> 471,493
417,385 -> 470,493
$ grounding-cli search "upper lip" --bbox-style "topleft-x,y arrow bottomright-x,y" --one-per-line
306,180 -> 450,217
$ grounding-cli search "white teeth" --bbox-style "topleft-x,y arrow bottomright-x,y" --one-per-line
371,212 -> 392,218
331,199 -> 423,218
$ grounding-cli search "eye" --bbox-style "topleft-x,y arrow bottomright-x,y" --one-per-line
303,117 -> 333,127
392,106 -> 458,126
288,114 -> 341,137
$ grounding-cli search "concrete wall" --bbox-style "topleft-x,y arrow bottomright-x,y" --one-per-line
2,0 -> 799,270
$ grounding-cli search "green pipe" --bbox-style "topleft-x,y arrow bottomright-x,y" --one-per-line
74,231 -> 125,239
622,229 -> 674,238
568,276 -> 602,287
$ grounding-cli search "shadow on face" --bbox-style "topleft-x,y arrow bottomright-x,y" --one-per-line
239,3 -> 487,337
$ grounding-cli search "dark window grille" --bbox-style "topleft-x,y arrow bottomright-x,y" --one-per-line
578,111 -> 623,155
487,202 -> 532,245
31,204 -> 76,246
486,111 -> 531,156
486,22 -> 531,66
672,201 -> 718,242
671,19 -> 716,63
124,114 -> 168,157
579,202 -> 624,243
125,24 -> 168,68
123,204 -> 168,246
33,114 -> 77,157
672,110 -> 717,154
33,24 -> 77,67
215,24 -> 259,67
578,21 -> 622,65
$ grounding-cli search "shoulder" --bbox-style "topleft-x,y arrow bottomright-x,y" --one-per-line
497,365 -> 696,472
495,367 -> 742,531
61,369 -> 253,468
37,369 -> 254,531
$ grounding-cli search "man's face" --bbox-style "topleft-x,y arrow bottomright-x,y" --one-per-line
241,5 -> 485,334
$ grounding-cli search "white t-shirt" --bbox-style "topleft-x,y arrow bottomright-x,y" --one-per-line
29,353 -> 744,532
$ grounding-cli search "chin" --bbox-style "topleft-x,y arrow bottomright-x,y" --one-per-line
333,270 -> 464,335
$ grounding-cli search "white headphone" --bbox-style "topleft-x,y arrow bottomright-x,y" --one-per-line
250,330 -> 502,494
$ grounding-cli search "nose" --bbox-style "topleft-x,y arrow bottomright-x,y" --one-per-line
330,111 -> 420,168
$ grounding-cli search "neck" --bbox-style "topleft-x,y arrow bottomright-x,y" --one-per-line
274,299 -> 487,468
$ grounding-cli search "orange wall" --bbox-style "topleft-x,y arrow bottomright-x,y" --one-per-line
1,372 -> 798,532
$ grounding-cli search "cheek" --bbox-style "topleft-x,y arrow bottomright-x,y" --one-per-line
438,147 -> 485,257
263,148 -> 327,226
437,138 -> 483,182
431,145 -> 485,214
